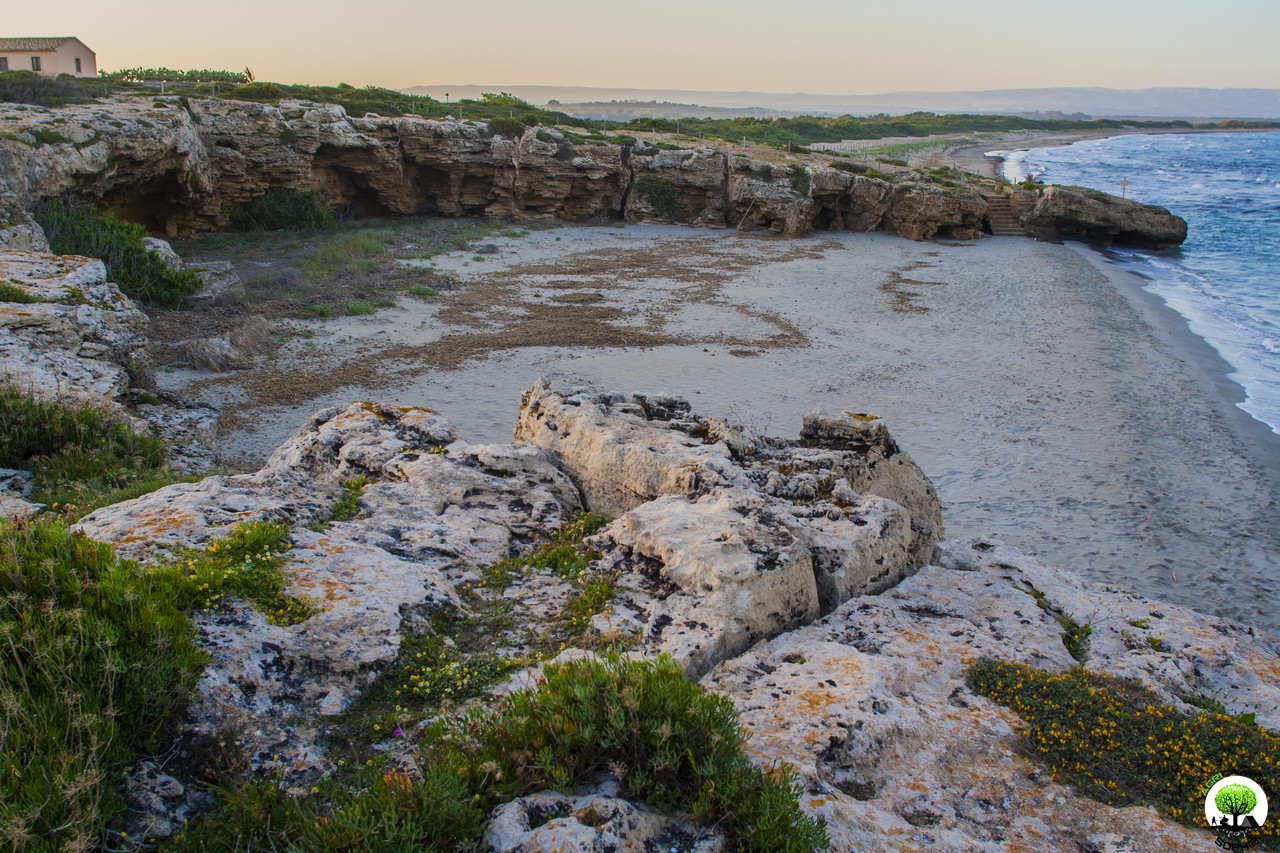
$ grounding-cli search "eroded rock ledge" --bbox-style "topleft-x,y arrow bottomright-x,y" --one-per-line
0,97 -> 1185,247
68,383 -> 1278,849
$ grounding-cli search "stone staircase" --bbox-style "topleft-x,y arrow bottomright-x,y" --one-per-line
983,193 -> 1025,237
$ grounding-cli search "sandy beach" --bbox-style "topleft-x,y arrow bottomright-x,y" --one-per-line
162,224 -> 1280,635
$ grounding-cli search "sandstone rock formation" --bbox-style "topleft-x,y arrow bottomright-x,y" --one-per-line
76,400 -> 580,770
701,537 -> 1278,850
0,97 -> 1184,245
1011,184 -> 1188,248
51,382 -> 1279,849
0,250 -> 147,407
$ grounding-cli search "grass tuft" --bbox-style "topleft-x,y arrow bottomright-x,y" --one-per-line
175,520 -> 317,626
427,654 -> 830,850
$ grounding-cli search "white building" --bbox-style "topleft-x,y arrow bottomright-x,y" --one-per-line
0,37 -> 97,77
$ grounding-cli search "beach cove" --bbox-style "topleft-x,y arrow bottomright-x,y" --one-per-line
166,223 -> 1280,636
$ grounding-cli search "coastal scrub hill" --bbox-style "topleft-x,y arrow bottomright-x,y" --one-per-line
0,82 -> 1186,247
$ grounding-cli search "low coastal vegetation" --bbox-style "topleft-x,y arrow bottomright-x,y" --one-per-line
969,659 -> 1280,844
32,199 -> 202,307
173,655 -> 829,851
0,384 -> 182,519
224,187 -> 337,232
0,514 -> 318,851
5,69 -> 1268,156
0,516 -> 207,852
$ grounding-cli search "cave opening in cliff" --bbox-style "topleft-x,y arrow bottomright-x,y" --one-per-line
96,178 -> 186,235
812,205 -> 848,232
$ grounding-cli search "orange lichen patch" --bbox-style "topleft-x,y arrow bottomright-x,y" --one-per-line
292,576 -> 351,604
1239,646 -> 1280,683
808,797 -> 828,810
108,507 -> 202,546
313,540 -> 347,555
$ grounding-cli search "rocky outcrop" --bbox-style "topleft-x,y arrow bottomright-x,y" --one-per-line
1011,184 -> 1188,248
0,97 -> 1181,245
0,192 -> 49,251
0,250 -> 147,407
54,381 -> 1280,849
516,384 -> 943,624
700,537 -> 1279,851
73,383 -> 942,772
76,400 -> 580,769
0,248 -> 220,474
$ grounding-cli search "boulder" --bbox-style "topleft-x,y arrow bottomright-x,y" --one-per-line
186,260 -> 246,307
486,789 -> 725,852
0,193 -> 49,252
0,251 -> 146,408
0,467 -> 42,520
516,381 -> 943,671
183,315 -> 274,372
143,236 -> 184,271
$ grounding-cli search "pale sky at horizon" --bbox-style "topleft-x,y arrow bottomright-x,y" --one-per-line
6,0 -> 1278,93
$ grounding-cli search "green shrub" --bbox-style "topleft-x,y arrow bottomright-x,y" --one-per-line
225,187 -> 336,232
0,70 -> 98,107
407,285 -> 439,299
968,658 -> 1280,838
787,165 -> 811,197
0,384 -> 178,519
428,655 -> 829,851
175,520 -> 317,626
32,199 -> 202,308
487,116 -> 526,138
169,762 -> 486,851
102,67 -> 250,84
0,516 -> 206,851
636,176 -> 683,221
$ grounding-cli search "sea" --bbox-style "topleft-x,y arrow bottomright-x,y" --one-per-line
994,131 -> 1280,436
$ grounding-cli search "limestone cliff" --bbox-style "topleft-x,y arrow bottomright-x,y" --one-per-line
0,96 -> 1184,246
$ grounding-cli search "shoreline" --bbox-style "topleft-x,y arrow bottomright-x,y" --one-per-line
1072,242 -> 1280,494
165,224 -> 1280,635
940,125 -> 1280,180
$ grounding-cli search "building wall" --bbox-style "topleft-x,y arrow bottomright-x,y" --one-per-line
0,39 -> 97,77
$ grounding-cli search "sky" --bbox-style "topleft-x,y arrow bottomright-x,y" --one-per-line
7,0 -> 1279,93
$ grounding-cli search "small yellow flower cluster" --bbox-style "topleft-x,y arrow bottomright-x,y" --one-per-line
969,659 -> 1279,840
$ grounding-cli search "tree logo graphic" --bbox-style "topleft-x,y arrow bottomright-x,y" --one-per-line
1205,775 -> 1268,839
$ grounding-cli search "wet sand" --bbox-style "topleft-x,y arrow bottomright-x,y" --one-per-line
163,225 -> 1280,635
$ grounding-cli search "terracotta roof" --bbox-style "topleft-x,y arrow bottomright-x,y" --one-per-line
0,37 -> 77,52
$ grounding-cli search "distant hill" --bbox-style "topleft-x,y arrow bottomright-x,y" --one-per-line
402,85 -> 1280,120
